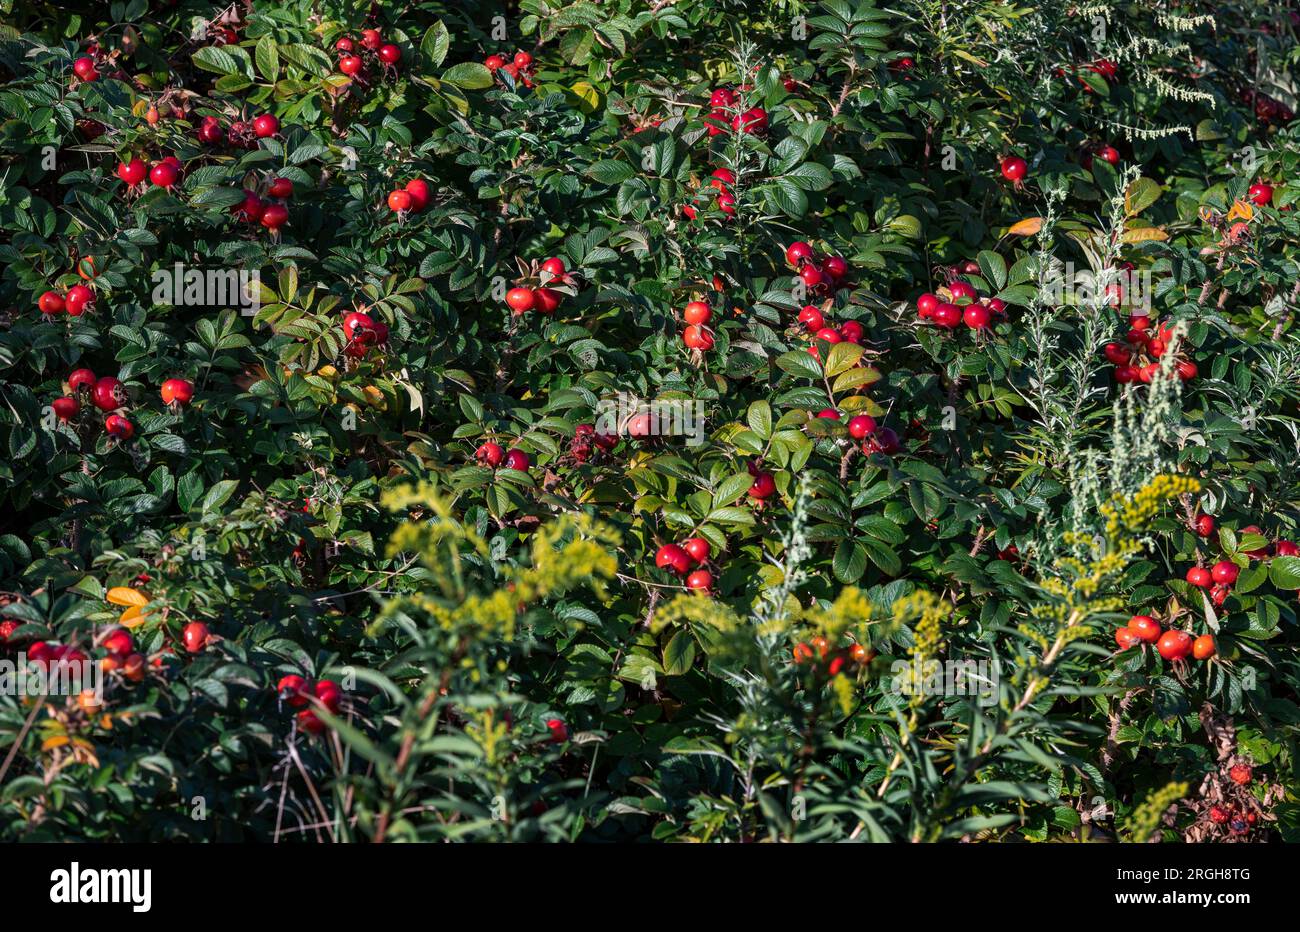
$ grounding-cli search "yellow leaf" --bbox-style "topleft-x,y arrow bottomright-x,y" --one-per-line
118,605 -> 148,629
952,50 -> 990,68
1120,226 -> 1169,243
569,81 -> 602,114
107,586 -> 148,607
42,735 -> 70,751
837,396 -> 885,417
832,367 -> 883,394
1007,217 -> 1043,236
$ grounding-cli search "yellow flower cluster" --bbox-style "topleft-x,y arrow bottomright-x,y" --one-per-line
1099,473 -> 1201,540
893,590 -> 949,663
522,513 -> 621,603
380,479 -> 451,513
831,673 -> 855,716
652,593 -> 742,635
376,484 -> 621,643
1125,781 -> 1189,842
795,586 -> 873,642
464,708 -> 510,767
386,588 -> 522,639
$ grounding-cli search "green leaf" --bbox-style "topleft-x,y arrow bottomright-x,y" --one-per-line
441,62 -> 493,89
976,250 -> 1007,291
764,179 -> 808,218
1125,177 -> 1162,216
587,160 -> 636,184
714,471 -> 755,508
200,480 -> 239,513
662,630 -> 696,676
833,539 -> 867,583
192,46 -> 240,75
1269,556 -> 1300,590
747,400 -> 772,439
776,349 -> 823,380
421,22 -> 451,68
255,35 -> 279,82
177,470 -> 204,513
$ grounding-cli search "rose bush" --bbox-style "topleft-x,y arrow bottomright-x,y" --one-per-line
0,0 -> 1298,842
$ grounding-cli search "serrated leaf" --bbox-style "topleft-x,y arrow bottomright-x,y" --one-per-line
441,62 -> 493,89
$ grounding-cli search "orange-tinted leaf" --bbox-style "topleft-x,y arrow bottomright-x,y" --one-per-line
107,586 -> 148,607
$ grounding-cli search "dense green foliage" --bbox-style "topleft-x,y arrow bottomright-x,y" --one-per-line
1,0 -> 1299,842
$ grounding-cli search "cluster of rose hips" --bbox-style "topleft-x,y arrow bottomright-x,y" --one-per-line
22,640 -> 91,672
336,29 -> 402,79
1183,559 -> 1240,607
1183,525 -> 1298,605
275,674 -> 345,735
474,441 -> 532,474
70,44 -> 113,84
810,409 -> 901,456
52,369 -> 194,442
503,257 -> 570,315
1207,801 -> 1259,834
115,154 -> 186,193
232,174 -> 294,232
1114,614 -> 1216,661
569,423 -> 618,463
682,166 -> 737,220
340,309 -> 390,360
38,283 -> 95,317
794,304 -> 862,349
791,635 -> 875,675
681,300 -> 715,351
1102,317 -> 1197,383
0,623 -> 91,672
484,50 -> 537,87
653,537 -> 715,593
386,177 -> 431,216
1206,763 -> 1261,834
195,112 -> 279,149
784,241 -> 850,295
1234,524 -> 1298,559
915,269 -> 1009,331
703,86 -> 768,137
